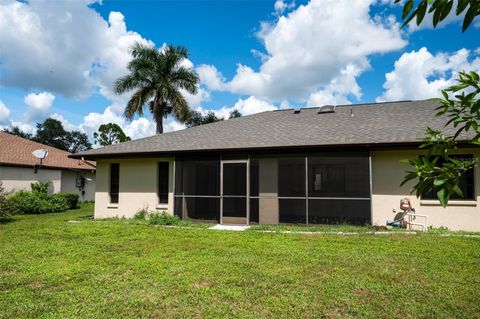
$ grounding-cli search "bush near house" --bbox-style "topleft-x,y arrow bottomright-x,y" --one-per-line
3,181 -> 80,214
6,191 -> 69,214
56,193 -> 80,209
0,182 -> 13,217
133,208 -> 185,226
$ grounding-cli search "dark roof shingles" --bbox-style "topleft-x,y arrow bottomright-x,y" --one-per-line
72,100 -> 468,158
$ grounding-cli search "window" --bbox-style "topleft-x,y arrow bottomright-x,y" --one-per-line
109,163 -> 120,204
158,162 -> 169,204
422,155 -> 475,200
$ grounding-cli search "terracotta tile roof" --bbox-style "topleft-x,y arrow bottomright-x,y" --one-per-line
0,131 -> 95,171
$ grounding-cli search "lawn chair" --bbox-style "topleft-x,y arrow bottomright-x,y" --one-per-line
387,198 -> 428,232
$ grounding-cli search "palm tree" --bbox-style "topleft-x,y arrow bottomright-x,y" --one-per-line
114,43 -> 199,134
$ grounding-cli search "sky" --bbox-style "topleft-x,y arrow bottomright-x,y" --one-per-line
0,0 -> 478,143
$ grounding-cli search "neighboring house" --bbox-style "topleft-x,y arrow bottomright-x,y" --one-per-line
0,131 -> 96,201
71,100 -> 479,231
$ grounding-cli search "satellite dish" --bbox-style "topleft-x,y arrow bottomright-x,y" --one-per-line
32,149 -> 48,174
32,149 -> 49,160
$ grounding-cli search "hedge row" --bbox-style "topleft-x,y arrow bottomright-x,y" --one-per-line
5,191 -> 79,214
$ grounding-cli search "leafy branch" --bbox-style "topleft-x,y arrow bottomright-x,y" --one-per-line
396,0 -> 480,32
402,71 -> 480,206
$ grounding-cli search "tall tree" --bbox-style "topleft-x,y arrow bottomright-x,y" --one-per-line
397,0 -> 480,206
229,109 -> 242,119
114,43 -> 199,134
33,118 -> 91,153
66,130 -> 92,153
94,123 -> 131,146
185,110 -> 223,128
3,126 -> 32,139
34,118 -> 69,150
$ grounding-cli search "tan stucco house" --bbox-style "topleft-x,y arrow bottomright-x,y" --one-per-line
0,131 -> 96,201
71,100 -> 480,231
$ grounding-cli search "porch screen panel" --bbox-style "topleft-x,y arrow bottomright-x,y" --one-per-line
308,152 -> 370,224
278,157 -> 306,197
279,199 -> 306,224
184,197 -> 220,221
308,153 -> 370,198
278,157 -> 306,223
174,156 -> 221,222
179,157 -> 220,196
308,199 -> 370,225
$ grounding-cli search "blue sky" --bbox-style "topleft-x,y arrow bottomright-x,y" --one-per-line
0,0 -> 478,141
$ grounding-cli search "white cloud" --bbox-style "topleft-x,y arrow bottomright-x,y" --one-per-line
274,0 -> 296,16
0,1 -> 153,101
23,92 -> 55,122
92,11 -> 155,102
50,113 -> 78,132
0,100 -> 11,125
377,47 -> 480,102
201,96 -> 278,119
0,1 -> 209,142
196,65 -> 226,91
307,64 -> 362,106
7,120 -> 36,135
201,0 -> 406,103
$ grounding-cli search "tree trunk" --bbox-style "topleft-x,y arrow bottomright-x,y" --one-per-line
153,94 -> 164,134
156,119 -> 163,134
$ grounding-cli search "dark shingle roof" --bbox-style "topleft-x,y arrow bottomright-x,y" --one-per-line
71,100 -> 467,159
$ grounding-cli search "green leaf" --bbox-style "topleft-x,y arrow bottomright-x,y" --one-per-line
416,1 -> 428,25
440,0 -> 454,21
403,0 -> 415,19
433,179 -> 447,186
456,0 -> 469,15
437,188 -> 449,207
452,184 -> 464,197
462,5 -> 476,32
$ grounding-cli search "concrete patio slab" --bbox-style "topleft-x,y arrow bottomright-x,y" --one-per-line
209,224 -> 251,231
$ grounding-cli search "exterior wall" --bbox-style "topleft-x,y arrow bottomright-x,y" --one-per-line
258,158 -> 279,224
0,165 -> 61,193
94,158 -> 174,218
60,170 -> 96,201
371,148 -> 480,231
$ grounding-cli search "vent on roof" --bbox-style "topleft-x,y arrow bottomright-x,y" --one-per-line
293,109 -> 301,114
317,105 -> 336,114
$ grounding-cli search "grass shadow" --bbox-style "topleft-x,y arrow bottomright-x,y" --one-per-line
0,217 -> 16,224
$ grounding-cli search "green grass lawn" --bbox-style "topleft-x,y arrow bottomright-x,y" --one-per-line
1,203 -> 479,318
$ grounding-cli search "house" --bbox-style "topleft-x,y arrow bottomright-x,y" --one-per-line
0,131 -> 96,201
71,100 -> 479,231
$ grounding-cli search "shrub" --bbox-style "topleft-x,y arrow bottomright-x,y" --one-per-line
134,208 -> 149,220
0,182 -> 13,217
148,211 -> 182,226
55,193 -> 79,209
31,181 -> 51,194
48,194 -> 70,212
6,190 -> 69,214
